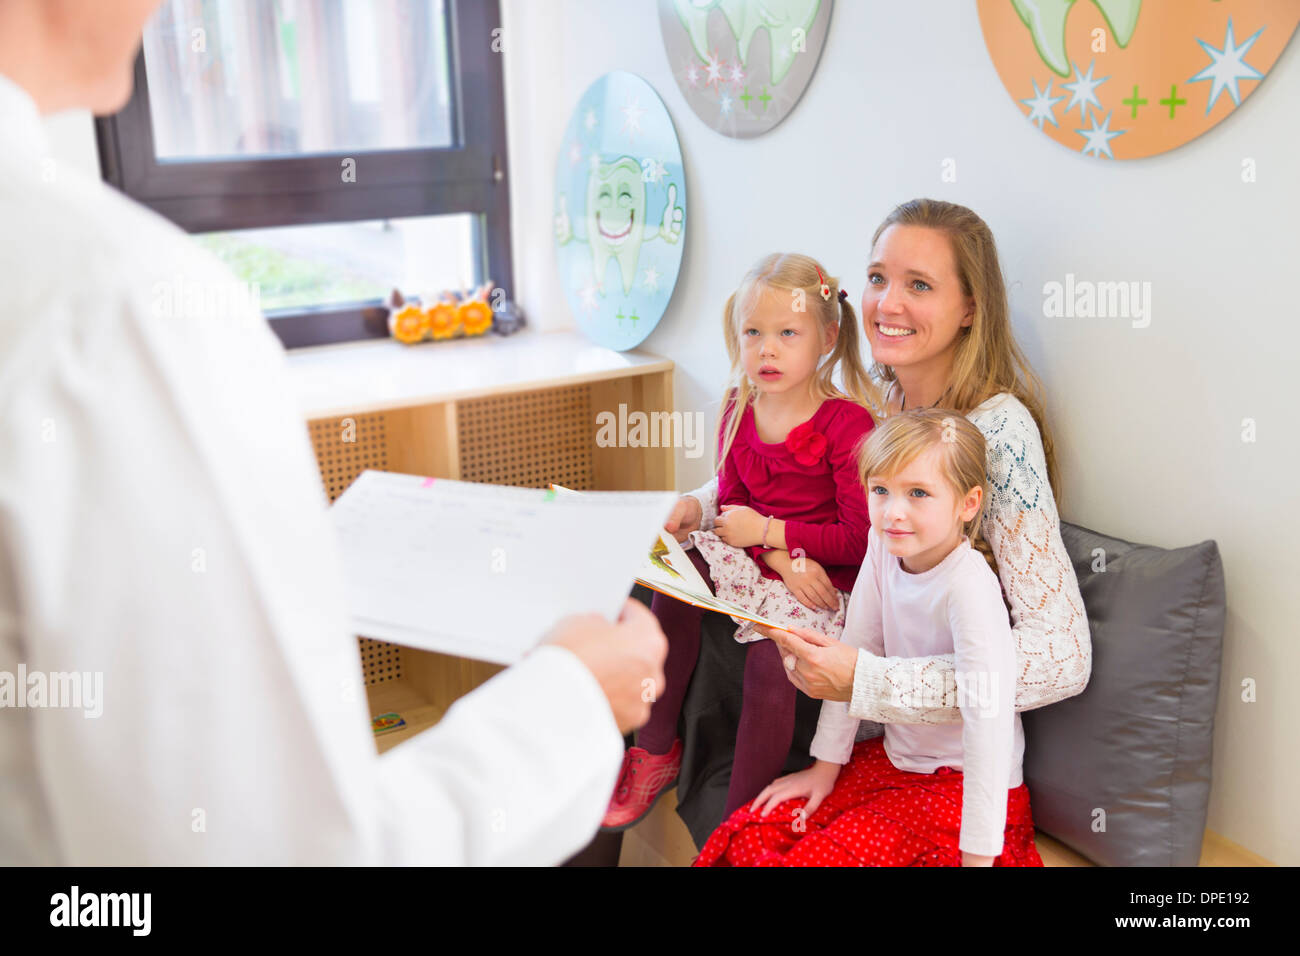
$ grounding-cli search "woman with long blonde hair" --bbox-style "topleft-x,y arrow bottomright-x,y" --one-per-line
667,199 -> 1091,848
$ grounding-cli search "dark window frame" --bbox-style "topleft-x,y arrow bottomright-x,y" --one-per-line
94,0 -> 513,349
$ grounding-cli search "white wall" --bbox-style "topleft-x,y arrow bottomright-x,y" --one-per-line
502,0 -> 1300,864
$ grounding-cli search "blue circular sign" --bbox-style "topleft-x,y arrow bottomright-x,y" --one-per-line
554,72 -> 687,350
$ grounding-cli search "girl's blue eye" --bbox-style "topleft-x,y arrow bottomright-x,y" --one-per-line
912,279 -> 931,292
781,329 -> 795,336
868,273 -> 883,285
909,488 -> 928,498
870,485 -> 886,495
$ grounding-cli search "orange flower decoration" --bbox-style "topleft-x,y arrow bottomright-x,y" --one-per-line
427,301 -> 461,340
459,299 -> 493,336
389,304 -> 427,344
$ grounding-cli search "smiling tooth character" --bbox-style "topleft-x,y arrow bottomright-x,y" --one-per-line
556,156 -> 683,296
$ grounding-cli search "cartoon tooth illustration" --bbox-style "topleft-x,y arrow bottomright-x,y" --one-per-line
555,156 -> 683,295
672,0 -> 822,85
1011,0 -> 1142,76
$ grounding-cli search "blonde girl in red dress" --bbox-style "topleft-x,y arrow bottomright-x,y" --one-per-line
600,253 -> 877,830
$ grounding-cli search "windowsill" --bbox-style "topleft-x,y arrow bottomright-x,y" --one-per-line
284,326 -> 674,419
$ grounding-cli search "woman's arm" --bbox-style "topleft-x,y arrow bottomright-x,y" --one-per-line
683,475 -> 719,532
682,393 -> 740,532
847,398 -> 1092,725
809,536 -> 884,763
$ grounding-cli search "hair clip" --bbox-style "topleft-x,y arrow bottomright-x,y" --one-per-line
814,265 -> 831,302
838,288 -> 848,302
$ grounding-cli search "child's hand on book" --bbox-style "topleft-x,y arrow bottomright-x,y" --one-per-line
749,760 -> 842,820
714,504 -> 764,547
761,550 -> 839,611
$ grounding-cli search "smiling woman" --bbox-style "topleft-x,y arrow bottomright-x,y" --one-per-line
862,225 -> 975,406
670,199 -> 1091,848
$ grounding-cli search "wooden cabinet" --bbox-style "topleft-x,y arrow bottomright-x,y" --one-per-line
286,329 -> 676,753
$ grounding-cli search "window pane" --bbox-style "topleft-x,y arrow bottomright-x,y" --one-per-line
142,0 -> 454,161
194,215 -> 477,314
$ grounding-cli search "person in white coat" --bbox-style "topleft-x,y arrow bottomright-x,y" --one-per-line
0,0 -> 666,865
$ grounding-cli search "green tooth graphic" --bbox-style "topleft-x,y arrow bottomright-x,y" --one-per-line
587,158 -> 646,295
1010,0 -> 1142,77
556,155 -> 682,297
673,0 -> 822,85
675,0 -> 717,68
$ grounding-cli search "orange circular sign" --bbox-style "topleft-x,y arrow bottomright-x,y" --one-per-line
978,0 -> 1300,158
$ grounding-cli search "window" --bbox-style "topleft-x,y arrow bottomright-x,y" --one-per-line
96,0 -> 512,349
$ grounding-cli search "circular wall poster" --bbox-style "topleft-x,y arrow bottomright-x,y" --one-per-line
659,0 -> 833,138
978,0 -> 1300,159
554,72 -> 687,351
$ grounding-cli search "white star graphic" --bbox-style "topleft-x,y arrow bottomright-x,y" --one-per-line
589,152 -> 602,172
684,63 -> 700,88
719,92 -> 733,115
1189,17 -> 1265,113
568,140 -> 582,166
621,97 -> 646,142
642,266 -> 661,292
644,158 -> 667,185
1021,77 -> 1064,130
1062,59 -> 1109,121
584,108 -> 597,131
578,282 -> 600,314
704,51 -> 725,89
729,63 -> 745,85
1076,110 -> 1125,159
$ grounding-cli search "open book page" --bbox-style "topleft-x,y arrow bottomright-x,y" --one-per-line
549,484 -> 791,632
330,471 -> 678,664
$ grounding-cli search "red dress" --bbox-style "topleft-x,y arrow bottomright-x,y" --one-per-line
716,394 -> 875,594
691,736 -> 1044,867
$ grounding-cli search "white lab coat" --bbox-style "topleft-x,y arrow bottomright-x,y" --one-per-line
0,74 -> 623,865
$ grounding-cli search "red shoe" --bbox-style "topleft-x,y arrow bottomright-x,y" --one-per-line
599,738 -> 683,831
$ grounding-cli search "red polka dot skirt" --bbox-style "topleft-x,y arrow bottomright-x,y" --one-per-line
692,736 -> 1044,867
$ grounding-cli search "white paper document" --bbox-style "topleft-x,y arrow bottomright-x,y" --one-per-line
551,483 -> 791,631
329,470 -> 678,664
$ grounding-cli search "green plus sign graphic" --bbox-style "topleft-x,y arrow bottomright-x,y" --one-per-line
758,86 -> 772,111
1158,84 -> 1187,119
739,86 -> 753,110
1121,84 -> 1148,119
615,308 -> 625,326
628,308 -> 640,326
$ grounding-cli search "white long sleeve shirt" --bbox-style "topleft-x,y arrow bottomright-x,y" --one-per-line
0,74 -> 623,865
811,532 -> 1023,857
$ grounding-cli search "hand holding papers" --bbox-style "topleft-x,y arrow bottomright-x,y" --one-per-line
330,471 -> 679,664
550,484 -> 791,634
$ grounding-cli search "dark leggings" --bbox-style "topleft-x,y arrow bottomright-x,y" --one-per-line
636,547 -> 798,818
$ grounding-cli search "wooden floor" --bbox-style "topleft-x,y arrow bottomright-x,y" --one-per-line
617,789 -> 1274,867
